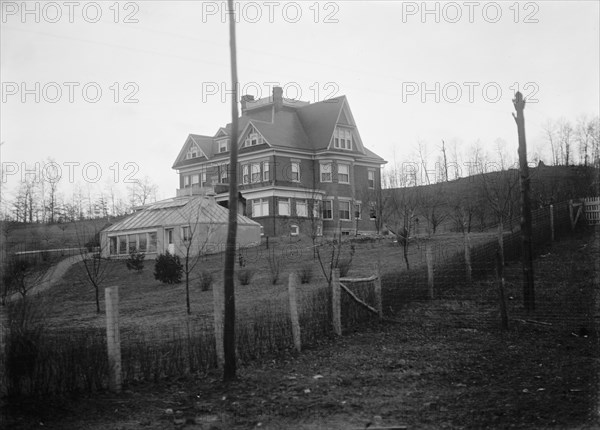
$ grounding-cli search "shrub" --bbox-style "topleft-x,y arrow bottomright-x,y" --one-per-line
126,250 -> 145,272
154,252 -> 183,284
237,269 -> 254,286
298,264 -> 313,284
336,258 -> 352,277
198,270 -> 214,291
266,248 -> 282,285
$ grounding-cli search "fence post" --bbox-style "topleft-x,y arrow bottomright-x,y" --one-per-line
332,269 -> 341,336
288,273 -> 301,352
105,286 -> 122,393
464,231 -> 472,286
374,265 -> 383,318
212,280 -> 224,368
549,204 -> 555,241
426,244 -> 434,299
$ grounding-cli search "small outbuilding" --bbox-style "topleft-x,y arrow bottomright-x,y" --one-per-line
100,194 -> 261,258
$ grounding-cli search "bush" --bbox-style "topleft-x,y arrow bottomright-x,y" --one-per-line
336,258 -> 352,277
298,264 -> 313,284
126,250 -> 145,272
237,269 -> 254,286
266,248 -> 282,285
198,270 -> 213,291
154,252 -> 183,284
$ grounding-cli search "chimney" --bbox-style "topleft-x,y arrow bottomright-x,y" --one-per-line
241,94 -> 255,113
272,86 -> 283,111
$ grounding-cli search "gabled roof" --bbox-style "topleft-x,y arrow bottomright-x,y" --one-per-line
103,195 -> 260,233
172,134 -> 212,169
173,93 -> 386,169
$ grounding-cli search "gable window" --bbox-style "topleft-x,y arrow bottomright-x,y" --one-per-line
251,163 -> 261,183
296,200 -> 307,217
278,198 -> 290,216
220,164 -> 229,183
339,201 -> 351,221
242,164 -> 250,184
291,161 -> 300,182
320,162 -> 332,182
333,127 -> 353,150
244,126 -> 265,147
218,139 -> 228,153
252,198 -> 269,217
186,143 -> 200,159
263,161 -> 270,181
322,200 -> 333,219
368,170 -> 375,189
337,164 -> 350,184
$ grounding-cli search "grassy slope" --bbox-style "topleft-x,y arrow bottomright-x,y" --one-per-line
4,227 -> 598,429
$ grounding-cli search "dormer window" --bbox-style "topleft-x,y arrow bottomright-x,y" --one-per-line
244,126 -> 265,147
333,127 -> 353,150
218,139 -> 229,153
185,143 -> 200,159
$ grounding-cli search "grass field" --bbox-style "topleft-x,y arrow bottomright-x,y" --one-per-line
3,226 -> 598,429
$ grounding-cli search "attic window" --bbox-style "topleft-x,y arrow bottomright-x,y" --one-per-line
333,127 -> 353,150
244,126 -> 264,147
186,143 -> 200,159
218,140 -> 229,153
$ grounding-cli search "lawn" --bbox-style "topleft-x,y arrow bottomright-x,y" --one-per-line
2,227 -> 598,429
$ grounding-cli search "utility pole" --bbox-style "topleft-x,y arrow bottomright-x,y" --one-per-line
223,0 -> 239,381
513,92 -> 535,312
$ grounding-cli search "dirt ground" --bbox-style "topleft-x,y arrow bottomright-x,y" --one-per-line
2,228 -> 599,429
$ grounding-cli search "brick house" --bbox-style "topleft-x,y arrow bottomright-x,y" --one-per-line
172,87 -> 386,237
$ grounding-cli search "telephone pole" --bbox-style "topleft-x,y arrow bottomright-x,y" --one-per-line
513,92 -> 535,312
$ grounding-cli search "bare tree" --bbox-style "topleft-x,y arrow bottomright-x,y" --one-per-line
558,118 -> 574,165
384,183 -> 419,270
542,120 -> 559,166
418,184 -> 450,236
75,222 -> 110,313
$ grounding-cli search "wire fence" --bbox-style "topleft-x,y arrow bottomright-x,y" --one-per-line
0,199 -> 588,397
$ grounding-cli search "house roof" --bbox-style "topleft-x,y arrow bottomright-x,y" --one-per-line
172,93 -> 386,169
102,195 -> 260,233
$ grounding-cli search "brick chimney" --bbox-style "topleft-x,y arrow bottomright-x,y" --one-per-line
272,86 -> 283,111
241,94 -> 255,114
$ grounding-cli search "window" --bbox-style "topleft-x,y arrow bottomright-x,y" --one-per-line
333,127 -> 352,150
191,174 -> 200,186
320,163 -> 332,182
118,236 -> 127,255
242,164 -> 250,184
369,202 -> 377,220
138,234 -> 147,252
128,234 -> 137,252
337,164 -> 350,183
218,139 -> 228,153
181,226 -> 191,242
220,164 -> 229,183
244,127 -> 265,147
296,200 -> 307,217
322,200 -> 333,219
339,201 -> 351,220
251,163 -> 261,183
291,161 -> 300,182
368,170 -> 375,189
109,237 -> 117,255
354,203 -> 362,220
252,199 -> 269,217
148,232 -> 157,252
278,198 -> 290,216
290,225 -> 299,236
312,201 -> 320,218
263,161 -> 270,181
186,143 -> 200,159
183,175 -> 190,188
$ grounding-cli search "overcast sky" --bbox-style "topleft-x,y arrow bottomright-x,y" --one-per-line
1,0 -> 599,206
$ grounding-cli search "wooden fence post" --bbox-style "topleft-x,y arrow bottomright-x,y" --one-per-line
332,269 -> 341,336
105,286 -> 122,393
374,266 -> 383,319
464,231 -> 472,286
212,280 -> 224,368
549,204 -> 555,241
288,273 -> 301,352
426,244 -> 434,299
